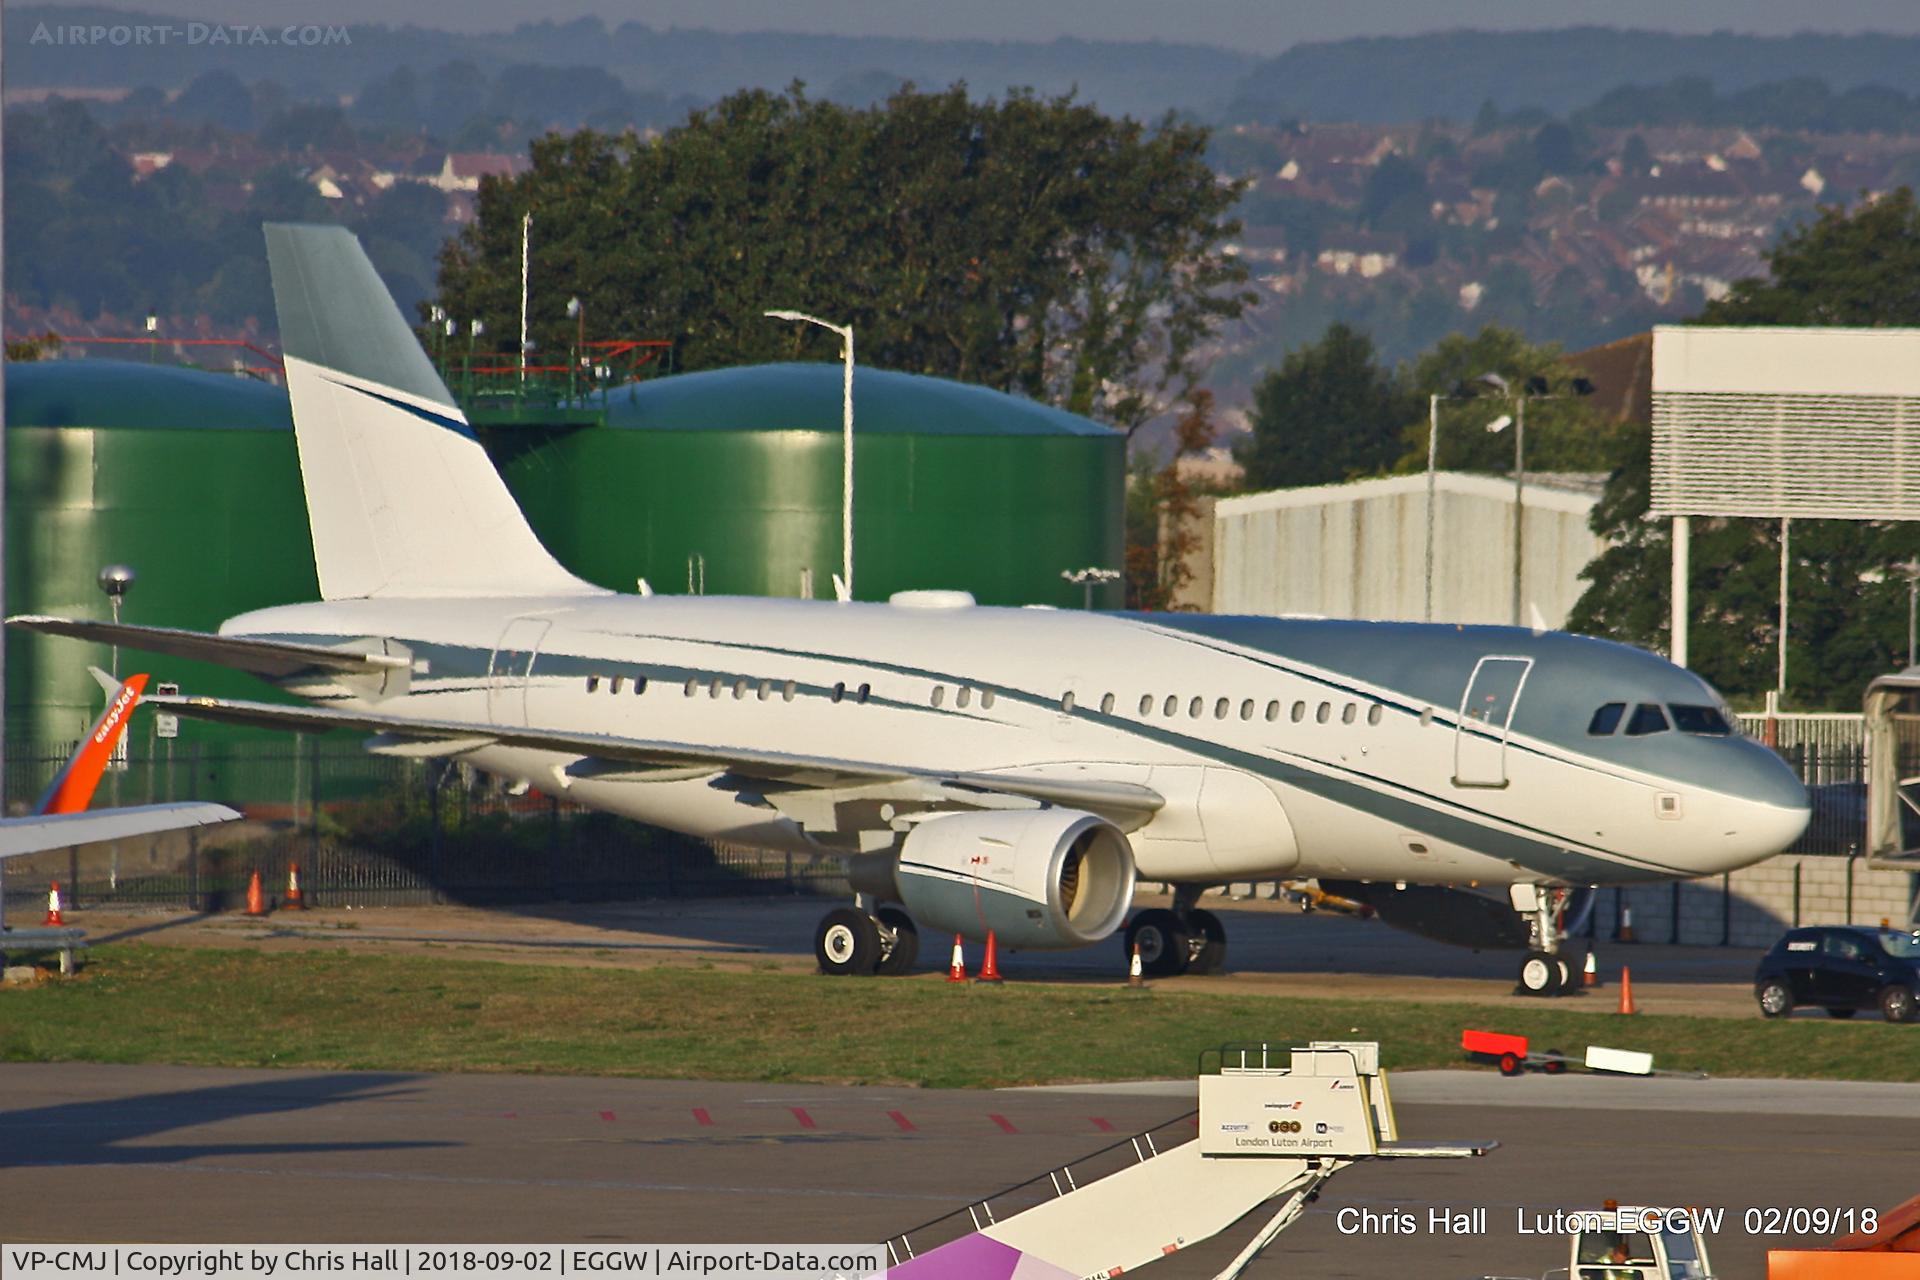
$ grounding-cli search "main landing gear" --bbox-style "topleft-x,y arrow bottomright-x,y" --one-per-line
1123,888 -> 1227,978
1514,885 -> 1578,997
814,903 -> 919,977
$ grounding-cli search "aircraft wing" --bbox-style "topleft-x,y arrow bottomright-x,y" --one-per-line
0,803 -> 242,859
6,616 -> 410,679
147,693 -> 1165,824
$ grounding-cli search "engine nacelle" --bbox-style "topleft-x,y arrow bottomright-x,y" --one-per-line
892,809 -> 1136,950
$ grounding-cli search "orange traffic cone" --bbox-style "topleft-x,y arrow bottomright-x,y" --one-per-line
1617,965 -> 1638,1015
1128,943 -> 1144,988
245,869 -> 268,917
977,931 -> 1004,982
1582,950 -> 1600,988
43,881 -> 64,926
285,863 -> 306,910
946,934 -> 968,983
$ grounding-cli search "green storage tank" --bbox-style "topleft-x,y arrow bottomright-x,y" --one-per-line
486,363 -> 1126,608
5,359 -> 317,747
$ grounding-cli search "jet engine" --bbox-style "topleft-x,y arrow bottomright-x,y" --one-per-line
883,809 -> 1136,950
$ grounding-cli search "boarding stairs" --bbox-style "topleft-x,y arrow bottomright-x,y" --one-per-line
884,1041 -> 1493,1280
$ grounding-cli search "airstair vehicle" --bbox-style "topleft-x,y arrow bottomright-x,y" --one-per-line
1864,671 -> 1920,927
884,1041 -> 1493,1280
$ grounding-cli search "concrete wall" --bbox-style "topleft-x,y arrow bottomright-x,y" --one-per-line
1210,471 -> 1605,627
1597,856 -> 1917,948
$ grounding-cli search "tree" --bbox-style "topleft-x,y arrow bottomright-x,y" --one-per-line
1127,391 -> 1222,610
1392,325 -> 1628,476
1236,323 -> 1409,490
1703,187 -> 1920,326
434,85 -> 1253,434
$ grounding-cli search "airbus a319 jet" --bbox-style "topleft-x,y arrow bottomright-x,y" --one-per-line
10,225 -> 1810,994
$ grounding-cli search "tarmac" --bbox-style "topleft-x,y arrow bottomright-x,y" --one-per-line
2,1062 -> 1913,1278
33,889 -> 1781,1018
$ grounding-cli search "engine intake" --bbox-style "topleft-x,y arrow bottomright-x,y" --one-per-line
890,809 -> 1136,949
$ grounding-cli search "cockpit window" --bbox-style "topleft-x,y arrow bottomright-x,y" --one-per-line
1588,703 -> 1626,736
1625,703 -> 1670,736
1669,704 -> 1731,735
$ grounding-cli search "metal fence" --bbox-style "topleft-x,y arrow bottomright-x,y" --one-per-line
0,740 -> 849,913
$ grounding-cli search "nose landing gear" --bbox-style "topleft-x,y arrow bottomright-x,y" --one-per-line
1514,885 -> 1580,996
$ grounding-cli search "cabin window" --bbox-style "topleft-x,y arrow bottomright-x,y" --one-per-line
756,679 -> 770,701
634,677 -> 648,695
1139,694 -> 1154,716
1316,702 -> 1331,724
1367,704 -> 1383,726
1341,703 -> 1356,725
708,678 -> 723,698
1419,707 -> 1434,727
1240,699 -> 1255,721
1291,700 -> 1306,723
1188,696 -> 1204,719
782,679 -> 797,702
981,690 -> 996,709
1588,702 -> 1626,736
1625,703 -> 1670,736
733,679 -> 748,699
684,678 -> 698,697
932,686 -> 946,708
586,676 -> 600,693
604,675 -> 619,694
958,687 -> 973,709
857,682 -> 872,704
1163,694 -> 1178,717
832,682 -> 847,704
1265,700 -> 1281,721
1100,693 -> 1115,715
1214,697 -> 1230,719
1670,704 -> 1731,736
1061,692 -> 1076,712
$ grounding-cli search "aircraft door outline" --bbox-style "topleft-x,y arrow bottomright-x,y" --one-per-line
1453,655 -> 1532,788
487,616 -> 551,726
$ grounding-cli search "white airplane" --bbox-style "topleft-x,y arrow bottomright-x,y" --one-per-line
8,225 -> 1810,994
0,670 -> 238,860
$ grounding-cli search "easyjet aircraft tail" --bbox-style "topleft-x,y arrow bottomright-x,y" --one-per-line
262,223 -> 604,602
35,671 -> 149,815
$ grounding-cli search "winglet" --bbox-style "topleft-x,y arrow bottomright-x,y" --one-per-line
37,673 -> 149,815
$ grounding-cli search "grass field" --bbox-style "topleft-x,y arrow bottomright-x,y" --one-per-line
1,945 -> 1915,1086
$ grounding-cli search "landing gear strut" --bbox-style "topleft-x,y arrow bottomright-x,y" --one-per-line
814,903 -> 919,976
1123,888 -> 1229,978
1514,886 -> 1576,996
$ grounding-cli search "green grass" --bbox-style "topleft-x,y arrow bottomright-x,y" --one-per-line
0,944 -> 1914,1086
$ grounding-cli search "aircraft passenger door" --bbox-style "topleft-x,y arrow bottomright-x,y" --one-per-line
487,617 -> 551,726
1453,655 -> 1532,788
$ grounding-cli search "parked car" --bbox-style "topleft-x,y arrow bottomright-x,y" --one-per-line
1755,925 -> 1920,1021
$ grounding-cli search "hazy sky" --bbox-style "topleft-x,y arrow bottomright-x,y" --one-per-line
35,0 -> 1920,50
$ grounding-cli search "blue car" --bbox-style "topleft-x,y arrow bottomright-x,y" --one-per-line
1754,925 -> 1920,1022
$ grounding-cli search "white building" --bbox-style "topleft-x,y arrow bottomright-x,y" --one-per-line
1205,471 -> 1607,627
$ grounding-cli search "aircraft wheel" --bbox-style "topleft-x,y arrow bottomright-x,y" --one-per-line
1126,909 -> 1191,978
1185,908 -> 1228,975
815,907 -> 881,976
873,906 -> 919,977
1553,956 -> 1574,994
1516,950 -> 1559,996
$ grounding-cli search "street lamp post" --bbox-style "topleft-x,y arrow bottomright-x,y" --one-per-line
765,310 -> 855,600
1422,385 -> 1510,623
1062,567 -> 1122,611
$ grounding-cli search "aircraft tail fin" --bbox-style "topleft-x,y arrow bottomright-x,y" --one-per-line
37,672 -> 148,815
263,223 -> 603,601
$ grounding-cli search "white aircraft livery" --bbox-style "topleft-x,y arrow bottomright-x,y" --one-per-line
10,225 -> 1811,994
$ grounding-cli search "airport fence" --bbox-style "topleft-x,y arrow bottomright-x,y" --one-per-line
0,739 -> 850,914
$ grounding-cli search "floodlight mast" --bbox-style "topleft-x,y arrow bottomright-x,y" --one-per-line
764,310 -> 855,600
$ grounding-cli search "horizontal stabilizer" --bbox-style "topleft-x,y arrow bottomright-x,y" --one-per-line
6,616 -> 409,679
147,694 -> 1164,823
0,803 -> 241,859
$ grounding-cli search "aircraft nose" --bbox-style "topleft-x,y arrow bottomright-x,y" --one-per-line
1725,739 -> 1810,861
